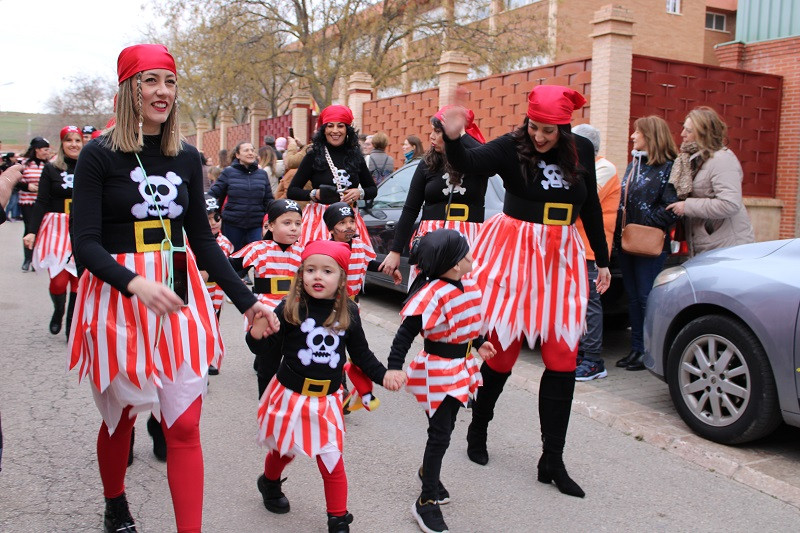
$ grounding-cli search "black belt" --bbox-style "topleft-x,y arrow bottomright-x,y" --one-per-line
502,193 -> 578,225
253,277 -> 292,295
58,198 -> 72,215
101,219 -> 184,253
424,339 -> 473,359
422,202 -> 484,223
277,362 -> 341,397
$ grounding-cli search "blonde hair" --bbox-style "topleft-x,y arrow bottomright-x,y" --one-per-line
283,260 -> 351,332
109,72 -> 181,156
686,106 -> 727,160
258,145 -> 276,174
633,116 -> 677,166
371,131 -> 389,150
53,132 -> 82,171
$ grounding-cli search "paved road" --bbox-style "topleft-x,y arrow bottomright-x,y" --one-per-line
1,221 -> 799,532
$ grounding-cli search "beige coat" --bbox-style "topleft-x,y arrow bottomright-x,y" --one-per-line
683,148 -> 755,256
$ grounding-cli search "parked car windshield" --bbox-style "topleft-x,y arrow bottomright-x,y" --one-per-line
371,161 -> 418,209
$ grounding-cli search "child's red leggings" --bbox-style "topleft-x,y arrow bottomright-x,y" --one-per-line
264,450 -> 348,516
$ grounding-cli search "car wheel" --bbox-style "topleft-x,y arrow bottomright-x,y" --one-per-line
667,314 -> 781,445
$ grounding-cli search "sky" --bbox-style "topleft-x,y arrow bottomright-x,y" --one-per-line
0,0 -> 160,114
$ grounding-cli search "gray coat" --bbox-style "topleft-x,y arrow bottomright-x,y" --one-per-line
683,148 -> 755,256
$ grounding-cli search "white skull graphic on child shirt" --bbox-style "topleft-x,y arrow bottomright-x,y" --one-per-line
297,317 -> 344,368
129,167 -> 184,219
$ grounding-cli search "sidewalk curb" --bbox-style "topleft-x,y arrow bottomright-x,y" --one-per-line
360,311 -> 800,510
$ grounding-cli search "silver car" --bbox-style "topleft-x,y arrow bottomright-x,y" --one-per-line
644,239 -> 800,444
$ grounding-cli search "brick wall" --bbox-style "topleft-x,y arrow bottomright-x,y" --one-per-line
259,115 -> 293,148
203,130 -> 220,165
226,123 -> 250,152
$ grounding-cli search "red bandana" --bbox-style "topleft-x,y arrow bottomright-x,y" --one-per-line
301,240 -> 351,272
316,105 -> 354,129
526,85 -> 586,125
435,105 -> 485,144
117,44 -> 176,84
59,126 -> 81,141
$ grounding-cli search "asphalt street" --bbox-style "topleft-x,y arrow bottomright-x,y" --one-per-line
1,220 -> 799,532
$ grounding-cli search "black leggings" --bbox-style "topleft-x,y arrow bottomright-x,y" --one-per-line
20,204 -> 34,262
420,395 -> 461,500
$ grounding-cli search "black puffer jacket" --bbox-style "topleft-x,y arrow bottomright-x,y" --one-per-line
208,159 -> 274,228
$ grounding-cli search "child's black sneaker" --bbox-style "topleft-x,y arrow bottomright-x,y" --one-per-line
412,497 -> 449,533
327,511 -> 354,533
416,467 -> 450,504
104,492 -> 137,533
257,474 -> 290,513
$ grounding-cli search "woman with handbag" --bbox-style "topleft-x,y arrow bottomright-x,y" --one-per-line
614,116 -> 680,371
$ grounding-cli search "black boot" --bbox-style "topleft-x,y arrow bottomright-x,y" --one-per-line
537,369 -> 585,498
64,291 -> 77,340
146,415 -> 166,462
257,474 -> 290,513
104,492 -> 137,532
616,350 -> 641,368
466,363 -> 510,465
327,511 -> 354,533
625,351 -> 646,371
127,427 -> 135,466
49,293 -> 66,335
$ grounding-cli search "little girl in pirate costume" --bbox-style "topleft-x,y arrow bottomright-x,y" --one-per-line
202,194 -> 235,321
387,229 -> 496,533
248,239 -> 405,533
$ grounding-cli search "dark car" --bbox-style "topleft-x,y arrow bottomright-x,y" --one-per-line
358,160 -> 634,318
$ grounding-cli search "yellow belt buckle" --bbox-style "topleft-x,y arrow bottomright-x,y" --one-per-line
135,219 -> 171,252
446,203 -> 469,222
301,377 -> 331,397
466,339 -> 473,356
205,281 -> 217,288
64,198 -> 72,215
270,276 -> 292,294
542,202 -> 572,226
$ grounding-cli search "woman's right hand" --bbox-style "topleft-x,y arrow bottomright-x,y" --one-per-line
127,275 -> 183,316
23,233 -> 35,249
379,251 -> 401,275
441,106 -> 467,141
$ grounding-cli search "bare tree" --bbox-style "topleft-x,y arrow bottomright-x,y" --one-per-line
44,75 -> 115,129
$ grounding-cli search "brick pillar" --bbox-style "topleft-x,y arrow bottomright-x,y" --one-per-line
219,110 -> 233,152
714,41 -> 745,69
290,93 -> 312,145
195,118 -> 210,154
437,51 -> 471,108
590,4 -> 635,175
250,104 -> 268,147
179,122 -> 190,140
347,72 -> 374,133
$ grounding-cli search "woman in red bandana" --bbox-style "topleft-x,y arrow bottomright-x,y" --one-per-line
23,126 -> 83,337
441,85 -> 611,499
287,105 -> 378,249
378,105 -> 491,286
69,44 -> 278,533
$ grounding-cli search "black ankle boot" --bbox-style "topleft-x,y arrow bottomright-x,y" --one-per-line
257,474 -> 290,513
104,492 -> 137,533
625,351 -> 646,371
127,427 -> 134,466
146,415 -> 166,462
64,291 -> 77,340
537,369 -> 585,498
49,293 -> 66,334
616,350 -> 641,368
327,511 -> 353,533
466,363 -> 510,465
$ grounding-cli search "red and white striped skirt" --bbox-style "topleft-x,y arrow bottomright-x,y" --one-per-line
206,281 -> 224,313
33,212 -> 76,277
299,202 -> 373,249
68,249 -> 223,429
405,352 -> 482,416
408,219 -> 481,287
472,213 -> 588,351
257,379 -> 346,469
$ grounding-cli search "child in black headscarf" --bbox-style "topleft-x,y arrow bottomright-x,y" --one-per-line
386,228 -> 496,533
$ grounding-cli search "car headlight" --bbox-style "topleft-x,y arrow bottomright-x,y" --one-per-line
653,266 -> 687,288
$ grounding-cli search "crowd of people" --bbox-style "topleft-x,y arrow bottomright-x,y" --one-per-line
0,40 -> 758,533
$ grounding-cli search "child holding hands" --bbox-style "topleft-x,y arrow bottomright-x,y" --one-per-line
387,229 -> 495,533
248,239 -> 405,533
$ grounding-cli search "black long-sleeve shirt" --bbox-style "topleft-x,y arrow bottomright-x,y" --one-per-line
28,158 -> 76,236
444,132 -> 609,267
287,144 -> 377,202
391,134 -> 490,253
72,134 -> 257,312
246,298 -> 387,385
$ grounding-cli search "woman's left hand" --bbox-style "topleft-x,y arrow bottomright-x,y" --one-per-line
666,201 -> 685,216
244,302 -> 280,334
595,267 -> 611,295
341,188 -> 360,204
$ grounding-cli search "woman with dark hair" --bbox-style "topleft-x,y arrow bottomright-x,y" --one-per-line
69,43 -> 278,533
18,136 -> 51,271
379,106 -> 489,285
23,126 -> 83,336
287,105 -> 377,247
441,85 -> 610,499
402,135 -> 424,165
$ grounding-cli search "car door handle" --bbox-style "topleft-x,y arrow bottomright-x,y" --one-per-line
385,221 -> 395,229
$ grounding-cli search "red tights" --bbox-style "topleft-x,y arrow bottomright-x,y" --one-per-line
484,332 -> 578,373
97,397 -> 204,533
264,450 -> 348,516
49,270 -> 78,295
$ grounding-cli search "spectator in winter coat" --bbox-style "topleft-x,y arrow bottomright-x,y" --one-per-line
366,131 -> 394,186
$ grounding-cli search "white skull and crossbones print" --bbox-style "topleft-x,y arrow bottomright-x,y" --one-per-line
297,318 -> 343,368
334,169 -> 352,190
61,171 -> 74,190
130,167 -> 184,219
441,172 -> 466,196
538,160 -> 570,190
